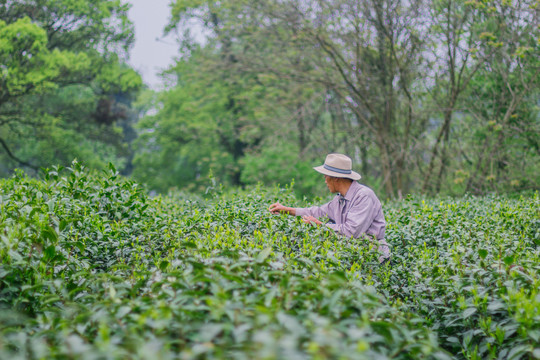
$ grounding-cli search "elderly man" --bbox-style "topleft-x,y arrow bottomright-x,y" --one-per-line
269,153 -> 390,263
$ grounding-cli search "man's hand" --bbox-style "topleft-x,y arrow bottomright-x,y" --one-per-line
269,202 -> 295,215
302,215 -> 322,226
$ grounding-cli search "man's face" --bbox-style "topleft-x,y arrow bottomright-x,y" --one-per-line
324,175 -> 337,193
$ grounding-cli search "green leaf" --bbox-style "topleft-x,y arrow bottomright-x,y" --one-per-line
478,249 -> 488,259
183,241 -> 198,249
507,345 -> 530,360
256,247 -> 272,263
43,245 -> 56,261
528,330 -> 540,342
487,301 -> 505,312
463,307 -> 477,319
159,260 -> 169,272
42,226 -> 58,243
503,255 -> 514,265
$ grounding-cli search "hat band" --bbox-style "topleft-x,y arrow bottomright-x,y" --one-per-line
323,164 -> 352,174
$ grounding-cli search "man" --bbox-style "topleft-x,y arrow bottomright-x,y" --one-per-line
269,153 -> 390,263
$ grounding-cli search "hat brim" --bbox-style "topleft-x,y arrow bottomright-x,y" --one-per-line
313,165 -> 361,180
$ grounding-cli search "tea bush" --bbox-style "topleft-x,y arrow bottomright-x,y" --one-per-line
0,163 -> 538,359
382,196 -> 539,359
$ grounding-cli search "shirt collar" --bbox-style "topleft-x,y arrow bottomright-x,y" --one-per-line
338,181 -> 360,202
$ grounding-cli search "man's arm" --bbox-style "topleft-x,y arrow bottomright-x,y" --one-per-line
269,202 -> 332,219
269,203 -> 296,215
294,202 -> 331,219
269,203 -> 327,225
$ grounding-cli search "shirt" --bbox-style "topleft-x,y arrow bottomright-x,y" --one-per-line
295,181 -> 390,262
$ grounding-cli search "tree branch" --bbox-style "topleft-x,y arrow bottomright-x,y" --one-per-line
0,137 -> 38,171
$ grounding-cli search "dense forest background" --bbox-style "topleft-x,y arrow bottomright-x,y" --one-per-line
1,0 -> 538,199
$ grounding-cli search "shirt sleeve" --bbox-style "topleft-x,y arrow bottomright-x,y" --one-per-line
295,201 -> 332,219
325,195 -> 376,238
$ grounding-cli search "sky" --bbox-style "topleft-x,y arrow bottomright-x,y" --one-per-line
127,0 -> 178,89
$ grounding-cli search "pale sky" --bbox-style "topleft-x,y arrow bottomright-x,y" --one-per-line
127,0 -> 178,89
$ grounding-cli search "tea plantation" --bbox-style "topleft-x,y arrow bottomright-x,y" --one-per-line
1,164 -> 538,359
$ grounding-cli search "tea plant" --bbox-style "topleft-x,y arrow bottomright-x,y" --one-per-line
381,196 -> 539,359
0,163 -> 538,359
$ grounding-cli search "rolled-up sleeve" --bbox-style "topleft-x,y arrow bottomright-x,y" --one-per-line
325,196 -> 375,238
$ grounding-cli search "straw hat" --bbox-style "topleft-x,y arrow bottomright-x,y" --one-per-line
313,153 -> 361,180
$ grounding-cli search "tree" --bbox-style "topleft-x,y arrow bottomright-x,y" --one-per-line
460,0 -> 539,193
132,50 -> 267,192
168,0 -> 430,198
159,0 -> 538,197
0,1 -> 141,175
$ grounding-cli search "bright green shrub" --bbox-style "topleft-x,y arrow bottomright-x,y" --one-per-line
381,196 -> 539,360
0,163 -> 538,359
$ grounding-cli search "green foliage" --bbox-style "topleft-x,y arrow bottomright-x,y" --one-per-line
132,46 -> 342,199
132,79 -> 235,192
132,50 -> 276,193
160,0 -> 539,198
240,143 -> 324,198
1,164 -> 538,359
95,59 -> 143,94
0,0 -> 134,54
0,1 -> 142,178
383,195 -> 540,359
1,0 -> 537,200
0,17 -> 90,95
